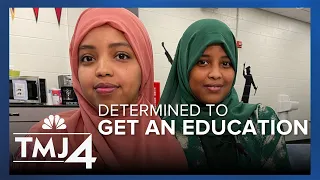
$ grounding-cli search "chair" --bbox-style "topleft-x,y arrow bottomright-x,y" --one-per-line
286,144 -> 310,173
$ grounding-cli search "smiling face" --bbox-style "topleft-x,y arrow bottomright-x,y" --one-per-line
77,25 -> 142,110
189,44 -> 235,104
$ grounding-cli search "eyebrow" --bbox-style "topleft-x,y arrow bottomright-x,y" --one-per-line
108,42 -> 131,49
201,54 -> 211,58
79,45 -> 95,50
201,55 -> 229,59
220,56 -> 230,59
79,42 -> 131,50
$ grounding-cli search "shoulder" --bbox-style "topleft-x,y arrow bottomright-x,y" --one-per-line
28,109 -> 79,133
247,104 -> 284,143
251,104 -> 279,121
247,104 -> 282,139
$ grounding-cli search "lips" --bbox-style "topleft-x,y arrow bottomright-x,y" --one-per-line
204,84 -> 223,92
94,83 -> 119,94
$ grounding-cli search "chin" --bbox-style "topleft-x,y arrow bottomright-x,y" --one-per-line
202,97 -> 224,104
97,101 -> 114,107
94,102 -> 117,115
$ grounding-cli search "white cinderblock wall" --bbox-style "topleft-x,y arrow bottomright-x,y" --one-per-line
9,8 -> 310,140
9,8 -> 86,89
139,8 -> 310,131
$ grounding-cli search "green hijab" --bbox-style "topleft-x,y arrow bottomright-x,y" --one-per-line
159,19 -> 259,170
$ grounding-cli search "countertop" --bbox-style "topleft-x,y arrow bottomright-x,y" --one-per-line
286,138 -> 310,144
10,103 -> 79,108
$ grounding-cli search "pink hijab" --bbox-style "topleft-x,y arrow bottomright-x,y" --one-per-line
12,8 -> 187,173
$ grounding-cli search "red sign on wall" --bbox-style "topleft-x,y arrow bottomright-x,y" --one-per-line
154,82 -> 160,106
33,8 -> 39,22
236,41 -> 242,48
55,8 -> 62,25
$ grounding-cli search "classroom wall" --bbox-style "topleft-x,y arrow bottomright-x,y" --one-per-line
9,8 -> 86,90
9,8 -> 310,140
139,8 -> 310,131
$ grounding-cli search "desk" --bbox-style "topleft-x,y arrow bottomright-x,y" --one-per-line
9,105 -> 79,154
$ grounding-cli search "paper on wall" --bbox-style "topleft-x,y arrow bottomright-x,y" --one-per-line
12,80 -> 28,100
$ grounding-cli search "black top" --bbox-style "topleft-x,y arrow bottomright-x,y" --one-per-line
199,135 -> 239,172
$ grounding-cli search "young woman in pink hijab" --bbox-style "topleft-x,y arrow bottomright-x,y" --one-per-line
11,8 -> 187,174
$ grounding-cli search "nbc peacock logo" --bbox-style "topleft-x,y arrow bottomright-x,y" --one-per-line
13,114 -> 97,169
42,115 -> 67,130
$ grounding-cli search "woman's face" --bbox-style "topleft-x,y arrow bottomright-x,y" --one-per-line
78,25 -> 142,110
189,45 -> 235,104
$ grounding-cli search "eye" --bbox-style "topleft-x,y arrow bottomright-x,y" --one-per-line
80,55 -> 95,62
115,52 -> 130,60
197,60 -> 209,66
222,61 -> 232,68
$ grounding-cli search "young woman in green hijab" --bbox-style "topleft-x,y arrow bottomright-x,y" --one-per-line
159,19 -> 291,174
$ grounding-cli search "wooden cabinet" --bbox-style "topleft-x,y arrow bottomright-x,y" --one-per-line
9,106 -> 78,154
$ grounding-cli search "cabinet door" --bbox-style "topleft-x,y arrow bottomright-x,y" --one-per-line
10,121 -> 38,155
9,107 -> 78,122
9,107 -> 78,155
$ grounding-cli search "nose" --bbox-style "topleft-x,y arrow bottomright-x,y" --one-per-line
208,65 -> 222,80
95,57 -> 114,77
